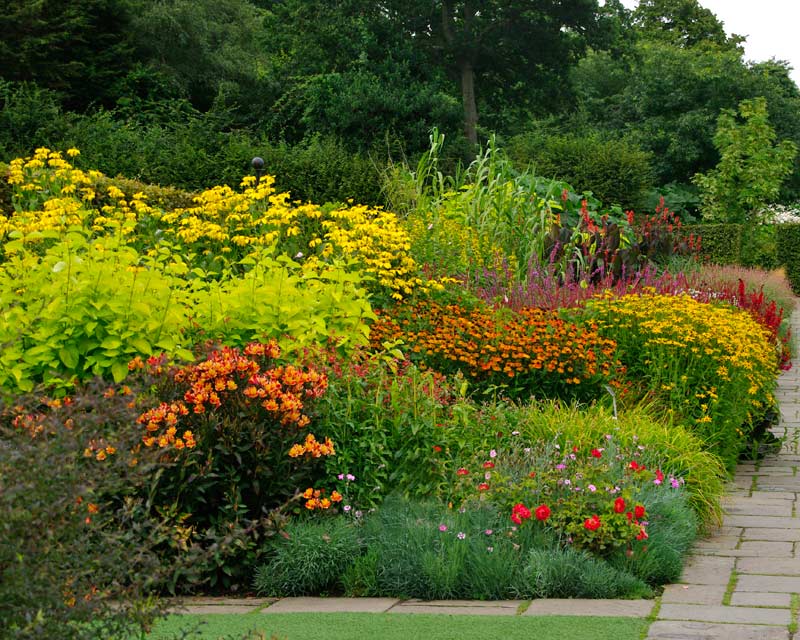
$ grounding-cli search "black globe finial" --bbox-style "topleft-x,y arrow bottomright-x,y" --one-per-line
251,156 -> 265,186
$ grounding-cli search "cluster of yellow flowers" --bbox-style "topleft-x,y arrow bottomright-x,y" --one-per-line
158,175 -> 424,297
589,291 -> 777,419
1,148 -> 157,243
2,148 -> 426,297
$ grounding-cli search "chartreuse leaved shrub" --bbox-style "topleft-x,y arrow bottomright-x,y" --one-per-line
0,236 -> 374,394
583,292 -> 778,469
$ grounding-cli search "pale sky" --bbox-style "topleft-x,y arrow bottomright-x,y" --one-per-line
618,0 -> 800,86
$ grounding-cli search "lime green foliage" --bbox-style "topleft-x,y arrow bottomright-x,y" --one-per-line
693,97 -> 798,224
0,234 -> 192,393
776,223 -> 800,294
148,612 -> 649,640
189,252 -> 375,354
0,237 -> 373,394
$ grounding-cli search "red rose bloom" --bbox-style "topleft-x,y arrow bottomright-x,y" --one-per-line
535,504 -> 551,521
584,515 -> 601,531
634,504 -> 646,519
512,503 -> 532,522
614,497 -> 626,513
511,512 -> 522,525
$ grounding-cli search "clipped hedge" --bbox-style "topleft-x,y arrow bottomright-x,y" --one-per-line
683,224 -> 742,265
776,223 -> 800,293
507,131 -> 654,210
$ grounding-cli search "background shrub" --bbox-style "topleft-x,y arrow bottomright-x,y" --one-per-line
683,223 -> 743,265
777,223 -> 800,294
507,130 -> 655,211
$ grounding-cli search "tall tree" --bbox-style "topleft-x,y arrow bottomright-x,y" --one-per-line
390,0 -> 601,145
632,0 -> 742,51
0,0 -> 136,109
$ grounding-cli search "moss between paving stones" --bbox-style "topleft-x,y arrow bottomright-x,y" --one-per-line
146,612 -> 649,640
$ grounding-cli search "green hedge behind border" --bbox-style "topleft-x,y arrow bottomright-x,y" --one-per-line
776,224 -> 800,294
683,224 -> 742,265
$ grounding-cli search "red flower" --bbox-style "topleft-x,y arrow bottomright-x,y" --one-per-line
636,527 -> 648,541
511,512 -> 522,525
573,446 -> 579,453
590,448 -> 602,458
584,515 -> 601,531
477,482 -> 490,491
529,471 -> 536,478
634,504 -> 646,519
456,467 -> 469,476
483,461 -> 495,469
614,497 -> 626,513
433,445 -> 442,453
535,504 -> 551,521
654,469 -> 664,484
512,503 -> 532,522
629,460 -> 646,472
626,511 -> 633,521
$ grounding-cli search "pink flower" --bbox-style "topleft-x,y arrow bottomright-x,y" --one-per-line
439,524 -> 447,532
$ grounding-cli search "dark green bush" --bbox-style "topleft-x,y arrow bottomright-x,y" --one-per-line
507,131 -> 654,210
683,224 -> 742,265
777,223 -> 800,293
740,225 -> 778,270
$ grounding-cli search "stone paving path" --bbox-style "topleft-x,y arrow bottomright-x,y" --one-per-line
177,310 -> 800,639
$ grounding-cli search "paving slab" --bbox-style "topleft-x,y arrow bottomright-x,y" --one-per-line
262,597 -> 399,613
741,527 -> 800,541
523,599 -> 653,617
169,597 -> 276,614
736,541 -> 794,555
679,556 -> 736,585
725,505 -> 793,517
692,536 -> 740,551
646,620 -> 789,639
749,492 -> 796,501
736,557 -> 800,574
723,515 -> 800,528
391,600 -> 523,616
729,592 -> 792,608
736,574 -> 800,592
658,603 -> 790,625
660,584 -> 726,606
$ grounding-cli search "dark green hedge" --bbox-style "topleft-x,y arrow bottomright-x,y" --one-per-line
776,224 -> 800,294
683,224 -> 743,265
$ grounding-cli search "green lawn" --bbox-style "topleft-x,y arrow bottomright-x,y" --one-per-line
146,612 -> 649,640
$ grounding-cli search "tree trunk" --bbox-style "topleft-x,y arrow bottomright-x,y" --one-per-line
460,57 -> 478,146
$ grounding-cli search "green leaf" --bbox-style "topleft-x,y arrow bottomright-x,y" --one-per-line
58,345 -> 80,369
111,360 -> 129,383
